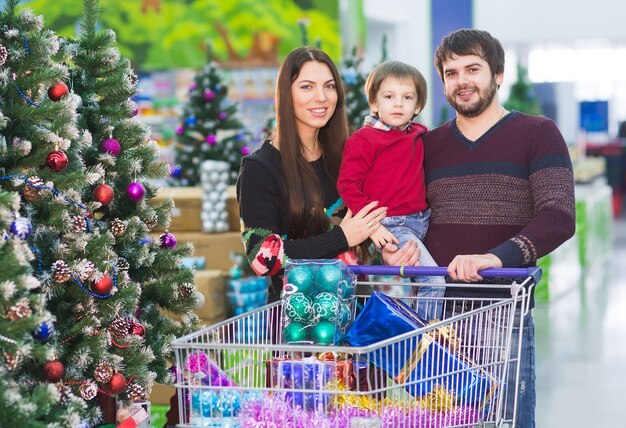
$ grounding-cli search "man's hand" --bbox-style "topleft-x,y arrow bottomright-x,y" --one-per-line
369,225 -> 398,249
447,253 -> 502,282
381,240 -> 420,266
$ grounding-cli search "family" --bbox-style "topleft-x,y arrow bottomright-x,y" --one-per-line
236,28 -> 576,427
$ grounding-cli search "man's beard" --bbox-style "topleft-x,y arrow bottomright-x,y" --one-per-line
446,76 -> 498,118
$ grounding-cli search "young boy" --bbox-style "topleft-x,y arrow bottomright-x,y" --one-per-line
337,60 -> 444,320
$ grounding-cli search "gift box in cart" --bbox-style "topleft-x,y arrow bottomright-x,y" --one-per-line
171,264 -> 539,428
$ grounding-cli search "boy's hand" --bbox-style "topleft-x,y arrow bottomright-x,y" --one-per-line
369,225 -> 398,249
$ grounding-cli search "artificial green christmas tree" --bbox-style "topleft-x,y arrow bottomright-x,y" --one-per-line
0,0 -> 95,424
341,46 -> 370,135
504,64 -> 543,116
0,190 -> 89,427
172,46 -> 252,186
60,0 -> 199,421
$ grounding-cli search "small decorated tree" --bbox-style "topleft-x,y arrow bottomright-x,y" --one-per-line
504,64 -> 543,116
172,45 -> 252,186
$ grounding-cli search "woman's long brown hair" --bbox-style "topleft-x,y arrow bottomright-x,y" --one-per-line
275,47 -> 348,239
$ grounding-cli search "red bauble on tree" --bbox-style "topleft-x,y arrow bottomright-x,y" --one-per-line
106,372 -> 127,394
42,360 -> 65,382
91,274 -> 113,296
45,150 -> 68,172
47,82 -> 69,101
93,184 -> 114,206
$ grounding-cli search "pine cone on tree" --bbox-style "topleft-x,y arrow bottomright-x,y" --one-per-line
116,257 -> 129,272
109,317 -> 131,340
71,215 -> 88,233
22,176 -> 44,202
179,282 -> 195,298
126,382 -> 146,402
52,260 -> 71,283
111,218 -> 126,237
7,300 -> 32,320
79,382 -> 98,401
74,259 -> 96,281
94,361 -> 115,383
3,351 -> 21,370
144,215 -> 158,230
56,384 -> 74,405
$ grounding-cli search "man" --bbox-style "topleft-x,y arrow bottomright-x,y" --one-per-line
383,29 -> 576,427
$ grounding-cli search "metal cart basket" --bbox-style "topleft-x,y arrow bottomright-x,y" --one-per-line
171,266 -> 539,428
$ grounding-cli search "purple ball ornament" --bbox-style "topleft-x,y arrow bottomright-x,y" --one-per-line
175,126 -> 184,134
205,134 -> 217,145
160,230 -> 177,249
100,138 -> 121,157
218,112 -> 228,121
189,83 -> 197,91
241,146 -> 251,156
125,182 -> 146,203
10,217 -> 32,239
203,89 -> 215,101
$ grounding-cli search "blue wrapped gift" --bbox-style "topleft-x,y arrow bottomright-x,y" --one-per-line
343,291 -> 498,410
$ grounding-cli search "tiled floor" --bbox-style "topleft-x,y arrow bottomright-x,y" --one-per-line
535,214 -> 626,426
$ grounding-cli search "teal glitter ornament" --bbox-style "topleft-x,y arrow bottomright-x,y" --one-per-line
338,303 -> 352,329
311,321 -> 336,345
283,322 -> 309,343
287,265 -> 316,294
312,292 -> 340,322
284,292 -> 313,323
314,264 -> 343,294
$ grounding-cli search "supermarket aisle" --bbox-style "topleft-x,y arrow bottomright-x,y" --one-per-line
535,215 -> 626,426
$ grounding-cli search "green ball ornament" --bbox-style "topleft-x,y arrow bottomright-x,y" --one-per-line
284,292 -> 313,323
283,322 -> 309,343
311,321 -> 336,345
287,265 -> 316,294
314,265 -> 343,294
313,292 -> 340,322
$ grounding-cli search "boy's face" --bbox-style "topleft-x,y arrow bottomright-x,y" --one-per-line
370,77 -> 421,127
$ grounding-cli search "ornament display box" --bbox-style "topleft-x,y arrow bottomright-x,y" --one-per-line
151,187 -> 203,232
226,184 -> 239,232
149,382 -> 176,405
195,269 -> 228,320
174,231 -> 245,271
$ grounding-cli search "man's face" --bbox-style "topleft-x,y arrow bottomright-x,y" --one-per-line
442,54 -> 503,118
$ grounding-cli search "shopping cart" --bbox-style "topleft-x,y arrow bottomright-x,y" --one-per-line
171,266 -> 539,428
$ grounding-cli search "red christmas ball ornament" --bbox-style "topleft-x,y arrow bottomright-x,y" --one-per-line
131,321 -> 145,339
45,150 -> 69,172
91,275 -> 113,296
93,184 -> 114,206
106,372 -> 127,394
100,138 -> 122,157
47,81 -> 69,101
42,360 -> 65,382
125,182 -> 145,203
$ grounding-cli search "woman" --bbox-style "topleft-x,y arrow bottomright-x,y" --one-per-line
237,46 -> 387,303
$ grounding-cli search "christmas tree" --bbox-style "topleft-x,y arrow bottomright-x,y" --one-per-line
341,46 -> 370,135
59,0 -> 199,421
0,190 -> 89,427
172,45 -> 252,186
0,0 -> 94,424
504,64 -> 543,116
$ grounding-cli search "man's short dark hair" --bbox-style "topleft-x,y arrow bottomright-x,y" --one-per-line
434,29 -> 505,81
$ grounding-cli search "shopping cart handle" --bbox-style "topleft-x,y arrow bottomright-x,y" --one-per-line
348,265 -> 542,283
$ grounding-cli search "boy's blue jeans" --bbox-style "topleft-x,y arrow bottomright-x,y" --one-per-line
381,209 -> 445,320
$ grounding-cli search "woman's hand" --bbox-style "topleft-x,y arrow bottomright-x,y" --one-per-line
339,201 -> 387,247
381,240 -> 420,266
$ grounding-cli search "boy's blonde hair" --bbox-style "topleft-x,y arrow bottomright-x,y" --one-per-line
365,60 -> 428,115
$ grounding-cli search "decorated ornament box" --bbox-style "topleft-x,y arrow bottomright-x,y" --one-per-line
281,259 -> 357,345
